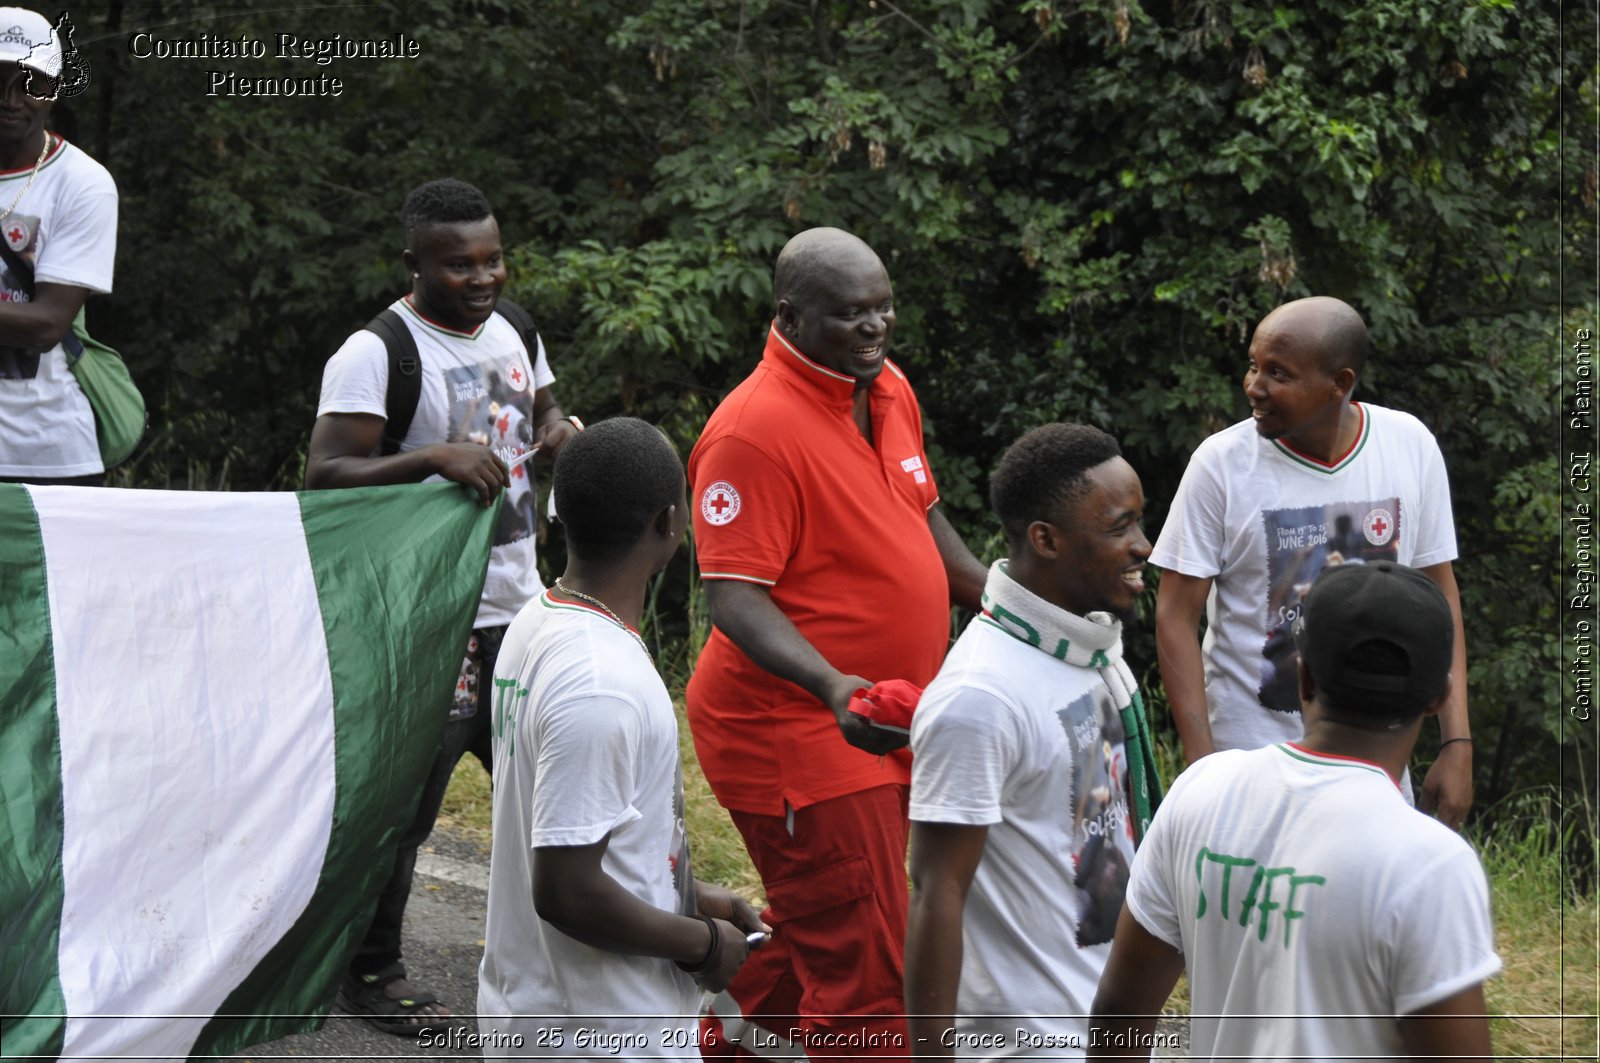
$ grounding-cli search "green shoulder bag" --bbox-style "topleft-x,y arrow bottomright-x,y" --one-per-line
63,308 -> 146,468
0,228 -> 145,469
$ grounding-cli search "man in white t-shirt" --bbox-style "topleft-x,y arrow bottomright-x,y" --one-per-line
0,9 -> 118,485
1151,296 -> 1473,829
480,417 -> 765,1056
905,424 -> 1164,1061
305,178 -> 579,1032
1090,561 -> 1499,1062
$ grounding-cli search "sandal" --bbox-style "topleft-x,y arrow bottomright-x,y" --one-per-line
335,962 -> 452,1036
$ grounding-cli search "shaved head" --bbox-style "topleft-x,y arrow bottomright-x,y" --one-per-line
773,227 -> 886,311
1255,296 -> 1370,377
772,227 -> 896,388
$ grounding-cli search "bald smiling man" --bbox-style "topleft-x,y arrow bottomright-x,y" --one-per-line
1151,296 -> 1474,828
686,228 -> 986,1059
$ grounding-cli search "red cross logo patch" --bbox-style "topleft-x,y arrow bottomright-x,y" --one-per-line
1363,507 -> 1396,546
700,480 -> 741,526
505,359 -> 528,392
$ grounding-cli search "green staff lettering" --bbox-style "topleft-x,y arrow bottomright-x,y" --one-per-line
1193,847 -> 1326,948
1194,847 -> 1258,919
492,675 -> 528,755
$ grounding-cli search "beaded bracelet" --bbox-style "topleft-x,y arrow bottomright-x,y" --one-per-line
675,915 -> 722,978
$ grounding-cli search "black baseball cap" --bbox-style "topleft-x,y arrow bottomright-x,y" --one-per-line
1292,561 -> 1453,709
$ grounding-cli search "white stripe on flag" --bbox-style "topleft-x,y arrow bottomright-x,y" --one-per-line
35,488 -> 338,1062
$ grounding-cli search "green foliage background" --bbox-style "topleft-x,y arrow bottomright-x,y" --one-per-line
62,2 -> 1590,844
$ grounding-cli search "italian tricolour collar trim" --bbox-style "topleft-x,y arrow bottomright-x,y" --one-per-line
0,133 -> 64,180
1278,741 -> 1400,788
539,589 -> 643,635
400,295 -> 486,340
769,323 -> 855,384
1271,403 -> 1369,473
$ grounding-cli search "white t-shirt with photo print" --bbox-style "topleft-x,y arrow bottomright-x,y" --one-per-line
316,295 -> 555,626
1149,403 -> 1457,752
910,615 -> 1137,1058
0,136 -> 118,478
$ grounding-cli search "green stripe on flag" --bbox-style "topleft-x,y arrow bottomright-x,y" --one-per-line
0,484 -> 67,1061
194,483 -> 496,1057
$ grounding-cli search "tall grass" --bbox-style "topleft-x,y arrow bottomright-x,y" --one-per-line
1475,789 -> 1599,1059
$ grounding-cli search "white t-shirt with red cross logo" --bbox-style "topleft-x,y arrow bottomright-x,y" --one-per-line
1150,403 -> 1457,752
317,296 -> 555,626
0,137 -> 118,478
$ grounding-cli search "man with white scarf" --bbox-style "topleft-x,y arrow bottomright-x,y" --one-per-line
905,423 -> 1163,1061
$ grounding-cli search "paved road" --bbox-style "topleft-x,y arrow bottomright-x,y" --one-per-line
235,826 -> 1189,1061
236,829 -> 492,1061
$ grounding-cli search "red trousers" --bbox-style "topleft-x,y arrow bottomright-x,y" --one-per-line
700,785 -> 910,1061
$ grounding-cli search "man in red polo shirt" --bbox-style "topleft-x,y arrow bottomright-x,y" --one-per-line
689,227 -> 986,1059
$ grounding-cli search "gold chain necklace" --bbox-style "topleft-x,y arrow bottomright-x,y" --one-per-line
554,577 -> 652,662
0,132 -> 51,226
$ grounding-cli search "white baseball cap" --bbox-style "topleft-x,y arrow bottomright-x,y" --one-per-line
0,9 -> 60,78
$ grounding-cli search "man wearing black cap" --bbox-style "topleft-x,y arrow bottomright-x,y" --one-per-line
1088,561 -> 1499,1061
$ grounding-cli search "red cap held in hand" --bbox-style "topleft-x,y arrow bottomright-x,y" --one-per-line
847,679 -> 924,735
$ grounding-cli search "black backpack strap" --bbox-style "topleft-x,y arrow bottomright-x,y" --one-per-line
364,298 -> 537,458
494,297 -> 540,363
364,307 -> 420,457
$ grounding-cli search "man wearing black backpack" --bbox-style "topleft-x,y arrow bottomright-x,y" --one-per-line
305,177 -> 579,1034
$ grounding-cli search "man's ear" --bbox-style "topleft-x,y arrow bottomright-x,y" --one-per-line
654,502 -> 677,538
1297,656 -> 1317,708
1420,677 -> 1450,719
402,248 -> 419,277
775,298 -> 798,336
1025,519 -> 1061,561
1331,365 -> 1357,400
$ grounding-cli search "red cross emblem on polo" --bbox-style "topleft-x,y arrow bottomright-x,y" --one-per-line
700,480 -> 741,526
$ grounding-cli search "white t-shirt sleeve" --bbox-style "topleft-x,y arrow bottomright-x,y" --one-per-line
529,331 -> 555,391
34,158 -> 116,293
1150,440 -> 1228,579
1407,422 -> 1459,568
909,685 -> 1020,826
316,330 -> 389,420
1387,846 -> 1501,1014
1122,781 -> 1187,951
527,692 -> 646,848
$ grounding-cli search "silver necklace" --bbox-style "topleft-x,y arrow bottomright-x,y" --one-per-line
0,132 -> 50,226
554,577 -> 652,662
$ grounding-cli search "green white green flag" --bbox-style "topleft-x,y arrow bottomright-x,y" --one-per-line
1,482 -> 495,1061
